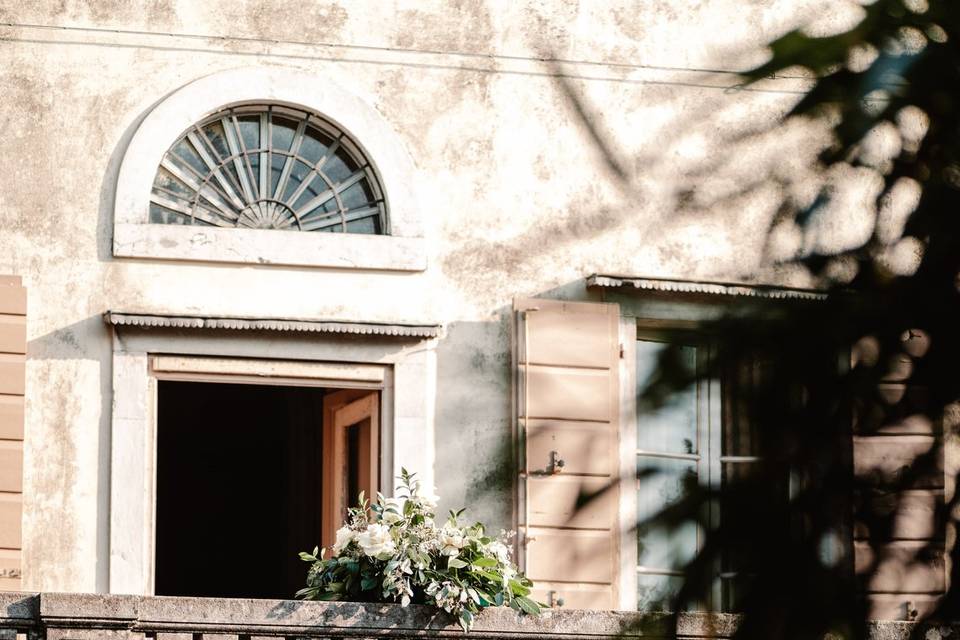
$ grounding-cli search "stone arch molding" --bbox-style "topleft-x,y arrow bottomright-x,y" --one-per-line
113,66 -> 426,271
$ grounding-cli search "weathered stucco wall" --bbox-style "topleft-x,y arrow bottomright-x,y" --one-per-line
0,0 -> 880,593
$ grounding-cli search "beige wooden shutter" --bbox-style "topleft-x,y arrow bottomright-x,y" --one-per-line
515,298 -> 620,610
854,331 -> 944,620
0,276 -> 25,591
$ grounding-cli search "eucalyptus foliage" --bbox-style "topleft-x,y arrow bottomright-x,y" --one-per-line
297,469 -> 540,631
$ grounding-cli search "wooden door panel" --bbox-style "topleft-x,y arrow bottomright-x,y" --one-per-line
853,436 -> 943,489
526,367 -> 611,422
527,476 -> 614,529
0,316 -> 26,355
525,529 -> 614,583
525,309 -> 616,368
855,540 -> 945,593
321,390 -> 379,551
0,396 -> 24,440
526,420 -> 614,476
0,494 -> 21,548
531,582 -> 615,610
0,441 -> 22,493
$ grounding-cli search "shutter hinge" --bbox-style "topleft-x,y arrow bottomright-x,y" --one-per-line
619,343 -> 625,359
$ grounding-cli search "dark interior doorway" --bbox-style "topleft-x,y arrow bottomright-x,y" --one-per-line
154,380 -> 326,599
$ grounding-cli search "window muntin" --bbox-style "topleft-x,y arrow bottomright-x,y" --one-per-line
149,104 -> 387,234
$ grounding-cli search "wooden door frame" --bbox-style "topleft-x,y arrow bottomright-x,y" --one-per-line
112,352 -> 393,596
108,322 -> 438,597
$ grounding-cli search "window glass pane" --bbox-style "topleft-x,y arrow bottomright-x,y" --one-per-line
153,168 -> 192,199
300,130 -> 333,165
301,199 -> 339,221
271,116 -> 298,152
238,116 -> 260,150
282,161 -> 313,202
340,180 -> 374,209
636,340 -> 699,454
270,155 -> 286,197
637,457 -> 698,570
324,148 -> 358,184
149,203 -> 189,225
171,140 -> 207,176
637,573 -> 684,611
201,121 -> 231,158
346,215 -> 378,234
293,178 -> 331,212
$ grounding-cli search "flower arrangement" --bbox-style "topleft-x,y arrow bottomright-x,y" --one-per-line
297,469 -> 541,631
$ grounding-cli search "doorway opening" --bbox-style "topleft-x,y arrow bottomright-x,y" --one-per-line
154,380 -> 379,599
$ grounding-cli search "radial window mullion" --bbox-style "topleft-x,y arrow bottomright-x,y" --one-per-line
286,139 -> 342,212
191,177 -> 241,222
150,191 -> 194,217
258,111 -> 270,201
294,187 -> 336,218
193,126 -> 248,204
274,118 -> 307,200
301,206 -> 381,232
160,158 -> 239,221
225,114 -> 260,201
333,169 -> 367,195
185,131 -> 245,210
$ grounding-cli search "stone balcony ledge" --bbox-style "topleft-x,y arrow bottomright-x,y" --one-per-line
0,592 -> 928,640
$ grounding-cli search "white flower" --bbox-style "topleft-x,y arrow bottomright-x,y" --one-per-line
381,497 -> 405,524
411,483 -> 439,510
357,523 -> 397,560
332,526 -> 355,556
487,540 -> 510,563
439,527 -> 466,556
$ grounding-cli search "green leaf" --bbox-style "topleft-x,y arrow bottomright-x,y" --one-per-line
294,586 -> 320,599
514,596 -> 541,615
448,557 -> 469,569
508,580 -> 530,597
458,609 -> 474,632
361,576 -> 378,591
472,557 -> 498,568
298,552 -> 316,562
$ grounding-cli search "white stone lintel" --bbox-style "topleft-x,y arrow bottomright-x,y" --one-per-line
113,223 -> 427,271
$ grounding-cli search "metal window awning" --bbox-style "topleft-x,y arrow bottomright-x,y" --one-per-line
586,274 -> 827,301
103,311 -> 442,338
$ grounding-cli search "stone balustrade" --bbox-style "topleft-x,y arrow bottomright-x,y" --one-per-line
0,592 -> 927,640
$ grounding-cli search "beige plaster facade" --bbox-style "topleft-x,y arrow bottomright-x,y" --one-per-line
0,0 -> 896,604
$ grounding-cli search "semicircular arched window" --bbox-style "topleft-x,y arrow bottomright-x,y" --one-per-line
149,104 -> 387,234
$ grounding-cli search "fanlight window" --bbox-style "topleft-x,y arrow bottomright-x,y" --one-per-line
150,104 -> 387,234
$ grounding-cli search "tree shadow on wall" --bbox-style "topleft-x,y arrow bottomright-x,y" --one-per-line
548,2 -> 960,639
